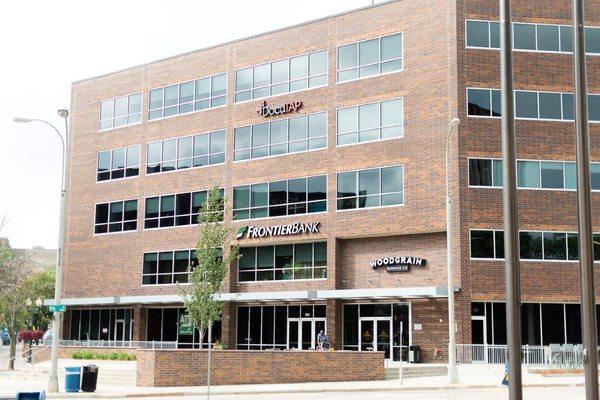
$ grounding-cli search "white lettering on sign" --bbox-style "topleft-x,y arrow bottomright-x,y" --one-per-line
369,256 -> 427,272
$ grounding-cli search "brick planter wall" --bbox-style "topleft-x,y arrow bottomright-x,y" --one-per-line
32,346 -> 137,364
137,349 -> 384,387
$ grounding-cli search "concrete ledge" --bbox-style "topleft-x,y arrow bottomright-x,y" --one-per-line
137,349 -> 385,387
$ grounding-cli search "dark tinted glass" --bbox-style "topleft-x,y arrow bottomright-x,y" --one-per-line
540,162 -> 564,189
468,89 -> 491,116
490,22 -> 500,48
541,304 -> 565,345
538,92 -> 562,120
466,21 -> 489,47
568,233 -> 579,260
543,232 -> 567,260
471,230 -> 494,258
589,95 -> 600,122
95,203 -> 109,224
520,231 -> 543,259
537,25 -> 559,51
585,27 -> 600,54
514,23 -> 536,50
469,159 -> 492,186
562,93 -> 574,120
495,231 -> 505,259
560,26 -> 573,52
308,176 -> 327,201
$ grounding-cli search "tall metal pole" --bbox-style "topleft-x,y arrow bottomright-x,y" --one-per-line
446,118 -> 460,384
500,1 -> 522,399
572,1 -> 599,398
14,114 -> 69,392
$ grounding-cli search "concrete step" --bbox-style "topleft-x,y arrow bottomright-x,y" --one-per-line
385,365 -> 448,379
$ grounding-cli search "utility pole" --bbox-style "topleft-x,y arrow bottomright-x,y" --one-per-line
499,1 -> 523,399
572,1 -> 599,398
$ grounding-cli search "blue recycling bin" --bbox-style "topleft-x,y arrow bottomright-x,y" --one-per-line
65,366 -> 81,393
15,392 -> 46,400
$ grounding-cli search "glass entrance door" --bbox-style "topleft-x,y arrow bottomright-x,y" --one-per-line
360,318 -> 392,359
114,320 -> 125,343
471,316 -> 487,362
288,318 -> 326,350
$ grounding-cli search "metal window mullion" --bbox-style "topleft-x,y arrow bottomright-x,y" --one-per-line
539,303 -> 543,345
488,21 -> 493,48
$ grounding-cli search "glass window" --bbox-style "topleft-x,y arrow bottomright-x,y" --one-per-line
538,92 -> 562,120
585,27 -> 600,54
520,231 -> 543,260
540,161 -> 564,189
337,32 -> 402,82
145,189 -> 222,229
589,95 -> 600,122
560,26 -> 573,52
471,230 -> 494,258
514,23 -> 536,50
233,176 -> 326,220
562,93 -> 574,120
469,159 -> 492,186
565,162 -> 577,190
591,164 -> 600,190
142,250 -> 196,285
238,243 -> 326,282
568,232 -> 579,260
146,130 -> 225,175
467,20 -> 490,48
97,145 -> 140,182
517,161 -> 540,188
337,98 -> 402,145
541,304 -> 565,345
234,112 -> 326,161
95,200 -> 137,234
337,165 -> 402,210
235,50 -> 326,102
490,22 -> 500,48
468,88 -> 491,116
148,73 -> 227,120
543,232 -> 567,260
537,25 -> 560,52
99,93 -> 142,130
516,91 -> 538,119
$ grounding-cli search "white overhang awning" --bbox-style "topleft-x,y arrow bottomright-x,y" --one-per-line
45,286 -> 451,306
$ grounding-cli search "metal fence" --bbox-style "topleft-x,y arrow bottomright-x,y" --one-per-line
456,344 -> 589,367
53,340 -> 178,350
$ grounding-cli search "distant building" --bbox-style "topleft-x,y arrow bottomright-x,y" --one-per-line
0,237 -> 56,269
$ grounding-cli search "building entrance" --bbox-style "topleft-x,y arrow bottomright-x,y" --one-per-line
359,318 -> 392,359
288,318 -> 326,350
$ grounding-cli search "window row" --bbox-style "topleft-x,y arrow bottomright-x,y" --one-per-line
142,250 -> 198,285
233,176 -> 326,220
337,165 -> 404,210
147,308 -> 221,348
470,229 -> 600,261
466,20 -> 600,54
148,73 -> 227,120
235,50 -> 327,102
234,113 -> 326,161
337,33 -> 403,82
144,189 -> 223,229
468,158 -> 600,190
337,98 -> 403,146
99,93 -> 142,131
147,130 -> 225,175
467,88 -> 600,121
94,200 -> 137,234
238,242 -> 327,282
68,309 -> 133,341
97,145 -> 140,182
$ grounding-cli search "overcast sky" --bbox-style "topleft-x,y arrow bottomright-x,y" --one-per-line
0,0 -> 380,249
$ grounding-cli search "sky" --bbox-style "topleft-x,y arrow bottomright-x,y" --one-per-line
0,0 -> 382,249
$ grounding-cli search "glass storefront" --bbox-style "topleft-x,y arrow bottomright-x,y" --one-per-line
146,307 -> 222,348
343,303 -> 410,361
236,304 -> 326,350
69,308 -> 133,341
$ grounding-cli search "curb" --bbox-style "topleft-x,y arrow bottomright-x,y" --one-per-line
44,382 -> 585,398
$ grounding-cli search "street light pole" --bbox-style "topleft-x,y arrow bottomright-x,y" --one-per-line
500,0 -> 523,399
446,118 -> 460,384
14,110 -> 69,393
572,1 -> 599,398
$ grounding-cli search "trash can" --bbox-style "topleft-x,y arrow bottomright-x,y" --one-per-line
15,392 -> 46,400
81,364 -> 99,392
65,366 -> 81,393
408,345 -> 421,363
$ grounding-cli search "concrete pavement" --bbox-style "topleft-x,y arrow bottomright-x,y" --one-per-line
0,362 -> 587,399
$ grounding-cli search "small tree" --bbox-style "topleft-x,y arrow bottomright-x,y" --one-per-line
179,186 -> 238,397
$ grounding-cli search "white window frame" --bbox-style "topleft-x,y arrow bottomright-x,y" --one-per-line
141,249 -> 196,286
99,92 -> 143,132
97,145 -> 141,183
336,165 -> 405,211
94,199 -> 138,235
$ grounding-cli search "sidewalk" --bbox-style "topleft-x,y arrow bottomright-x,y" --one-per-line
0,363 -> 586,399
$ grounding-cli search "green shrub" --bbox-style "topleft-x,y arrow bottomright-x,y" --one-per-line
70,351 -> 136,361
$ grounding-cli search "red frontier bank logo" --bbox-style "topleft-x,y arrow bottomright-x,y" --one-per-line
257,100 -> 303,117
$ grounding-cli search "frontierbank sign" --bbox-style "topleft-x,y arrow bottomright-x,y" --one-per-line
236,222 -> 320,239
370,256 -> 427,272
257,100 -> 303,117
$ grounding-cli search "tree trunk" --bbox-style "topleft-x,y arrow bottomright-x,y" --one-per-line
207,321 -> 212,400
8,315 -> 16,370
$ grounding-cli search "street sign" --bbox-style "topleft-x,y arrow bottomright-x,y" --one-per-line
48,305 -> 66,313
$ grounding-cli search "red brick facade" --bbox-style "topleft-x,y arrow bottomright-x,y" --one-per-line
136,349 -> 384,386
59,0 -> 600,370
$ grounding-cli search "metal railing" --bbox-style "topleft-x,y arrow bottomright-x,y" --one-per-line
456,343 -> 592,367
44,340 -> 178,350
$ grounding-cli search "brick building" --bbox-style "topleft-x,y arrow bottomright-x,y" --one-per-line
58,0 -> 600,364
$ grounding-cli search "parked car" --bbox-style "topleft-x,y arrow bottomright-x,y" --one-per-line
1,330 -> 10,346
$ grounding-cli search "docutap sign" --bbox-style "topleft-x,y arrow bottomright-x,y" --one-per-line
256,100 -> 303,117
